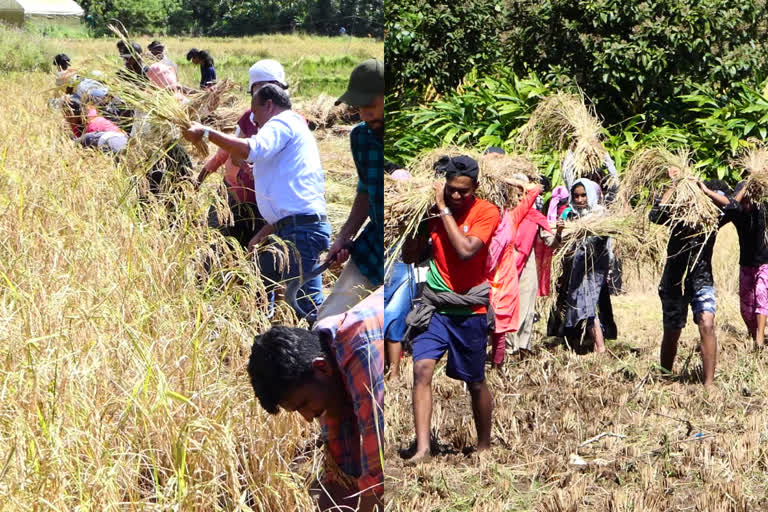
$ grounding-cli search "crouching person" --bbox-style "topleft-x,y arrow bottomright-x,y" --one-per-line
247,289 -> 385,511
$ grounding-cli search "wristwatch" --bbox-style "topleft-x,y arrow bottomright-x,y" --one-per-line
202,128 -> 210,144
439,207 -> 451,217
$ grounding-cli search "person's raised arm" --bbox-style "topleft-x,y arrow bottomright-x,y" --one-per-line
183,122 -> 250,161
698,180 -> 730,208
509,184 -> 541,228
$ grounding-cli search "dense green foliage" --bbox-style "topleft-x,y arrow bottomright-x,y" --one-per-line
504,0 -> 768,125
77,0 -> 382,37
384,0 -> 505,98
386,1 -> 768,184
386,70 -> 768,183
0,24 -> 53,72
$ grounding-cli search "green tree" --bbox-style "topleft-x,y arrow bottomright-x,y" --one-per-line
385,0 -> 506,97
505,0 -> 768,124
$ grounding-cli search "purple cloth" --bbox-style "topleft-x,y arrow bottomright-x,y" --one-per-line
548,186 -> 570,223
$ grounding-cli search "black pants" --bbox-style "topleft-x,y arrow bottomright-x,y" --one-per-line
207,191 -> 266,249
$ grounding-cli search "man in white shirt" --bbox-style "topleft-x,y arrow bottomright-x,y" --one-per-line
182,84 -> 330,317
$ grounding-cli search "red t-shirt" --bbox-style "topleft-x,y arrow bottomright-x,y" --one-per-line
429,197 -> 500,296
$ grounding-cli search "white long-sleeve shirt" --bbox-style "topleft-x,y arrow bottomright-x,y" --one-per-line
246,110 -> 327,224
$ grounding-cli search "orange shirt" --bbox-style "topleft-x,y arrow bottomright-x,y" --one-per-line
428,198 -> 500,312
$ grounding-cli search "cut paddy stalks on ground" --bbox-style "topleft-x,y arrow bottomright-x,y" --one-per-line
621,146 -> 721,232
518,91 -> 607,178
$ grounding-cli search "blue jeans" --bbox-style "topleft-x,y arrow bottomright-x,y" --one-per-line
258,221 -> 331,317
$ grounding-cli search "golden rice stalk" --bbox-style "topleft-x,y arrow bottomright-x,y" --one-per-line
295,93 -> 358,130
622,146 -> 721,231
518,92 -> 606,176
557,209 -> 666,268
185,79 -> 239,119
734,144 -> 768,202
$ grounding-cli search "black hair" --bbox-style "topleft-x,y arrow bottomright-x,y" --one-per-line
64,95 -> 82,118
539,174 -> 552,193
434,155 -> 480,184
703,179 -> 732,196
247,326 -> 330,414
116,40 -> 127,52
254,83 -> 292,110
147,40 -> 164,55
53,53 -> 71,70
187,48 -> 214,67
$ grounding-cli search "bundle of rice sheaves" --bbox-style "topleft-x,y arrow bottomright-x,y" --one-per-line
295,93 -> 358,131
621,147 -> 721,232
557,209 -> 666,270
518,92 -> 607,177
734,144 -> 768,202
384,147 -> 539,259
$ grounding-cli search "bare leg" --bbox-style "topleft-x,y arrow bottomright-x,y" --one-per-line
660,328 -> 683,374
591,318 -> 606,353
696,312 -> 717,387
385,340 -> 402,379
756,314 -> 766,348
408,359 -> 436,461
467,380 -> 493,451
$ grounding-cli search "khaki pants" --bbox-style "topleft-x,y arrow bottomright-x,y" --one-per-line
316,259 -> 376,321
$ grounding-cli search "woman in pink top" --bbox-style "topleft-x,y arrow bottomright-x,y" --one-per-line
486,179 -> 541,368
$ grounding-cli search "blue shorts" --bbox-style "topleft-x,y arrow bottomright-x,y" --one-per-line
412,313 -> 488,383
660,285 -> 716,330
384,262 -> 417,342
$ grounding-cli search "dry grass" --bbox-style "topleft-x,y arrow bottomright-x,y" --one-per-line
518,92 -> 607,177
386,224 -> 768,511
0,42 -> 358,509
734,144 -> 768,202
621,147 -> 722,232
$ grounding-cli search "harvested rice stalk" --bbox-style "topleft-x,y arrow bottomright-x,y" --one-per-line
622,147 -> 721,232
518,92 -> 607,176
295,93 -> 358,130
558,210 -> 666,269
734,144 -> 768,202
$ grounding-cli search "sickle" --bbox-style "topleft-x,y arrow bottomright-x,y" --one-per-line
284,240 -> 354,325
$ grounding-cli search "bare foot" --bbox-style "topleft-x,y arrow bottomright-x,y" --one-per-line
403,450 -> 431,466
594,345 -> 607,354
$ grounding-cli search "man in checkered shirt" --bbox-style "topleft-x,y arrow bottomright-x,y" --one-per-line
317,59 -> 384,321
248,288 -> 385,510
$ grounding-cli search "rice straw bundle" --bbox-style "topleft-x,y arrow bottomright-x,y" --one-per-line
185,79 -> 238,120
557,209 -> 666,269
734,144 -> 768,202
295,93 -> 358,130
518,92 -> 607,176
621,147 -> 721,231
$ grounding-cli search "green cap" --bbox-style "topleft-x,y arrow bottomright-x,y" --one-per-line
335,58 -> 384,106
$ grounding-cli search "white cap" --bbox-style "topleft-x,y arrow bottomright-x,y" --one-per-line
248,59 -> 287,92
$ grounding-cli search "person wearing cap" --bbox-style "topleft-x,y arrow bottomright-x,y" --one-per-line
181,83 -> 329,318
117,41 -> 149,85
197,60 -> 291,250
147,40 -> 178,75
316,58 -> 385,321
401,155 -> 500,462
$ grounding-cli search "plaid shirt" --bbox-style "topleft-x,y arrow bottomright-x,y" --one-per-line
349,122 -> 384,286
314,287 -> 385,496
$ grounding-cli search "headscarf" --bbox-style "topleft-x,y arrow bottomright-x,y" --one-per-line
567,178 -> 601,217
434,155 -> 480,182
